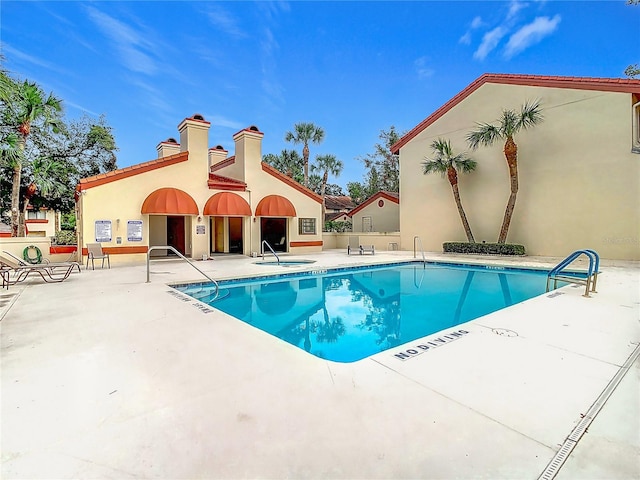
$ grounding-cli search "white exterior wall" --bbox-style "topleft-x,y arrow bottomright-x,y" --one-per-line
398,83 -> 640,260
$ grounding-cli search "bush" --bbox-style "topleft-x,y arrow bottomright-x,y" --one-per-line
443,242 -> 525,256
53,230 -> 77,245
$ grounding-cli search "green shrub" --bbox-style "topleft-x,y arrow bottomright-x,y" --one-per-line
443,242 -> 525,256
54,230 -> 77,245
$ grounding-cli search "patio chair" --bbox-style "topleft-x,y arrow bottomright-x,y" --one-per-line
347,236 -> 375,255
0,255 -> 78,285
86,243 -> 110,270
2,250 -> 80,274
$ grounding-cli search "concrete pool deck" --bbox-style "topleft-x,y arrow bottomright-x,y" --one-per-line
1,250 -> 638,479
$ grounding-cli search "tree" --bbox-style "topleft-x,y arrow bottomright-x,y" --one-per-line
263,149 -> 303,182
311,153 -> 343,224
422,139 -> 477,243
284,122 -> 325,187
625,64 -> 640,78
348,126 -> 402,204
467,101 -> 543,243
625,2 -> 639,76
1,77 -> 63,236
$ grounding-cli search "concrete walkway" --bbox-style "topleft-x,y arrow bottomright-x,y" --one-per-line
1,251 -> 638,479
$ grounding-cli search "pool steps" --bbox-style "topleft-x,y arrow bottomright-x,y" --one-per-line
546,249 -> 600,297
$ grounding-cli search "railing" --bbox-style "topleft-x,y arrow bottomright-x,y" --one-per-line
413,236 -> 426,267
546,249 -> 599,298
146,246 -> 219,300
261,240 -> 280,264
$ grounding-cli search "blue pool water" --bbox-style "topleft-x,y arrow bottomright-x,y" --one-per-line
174,262 -> 557,362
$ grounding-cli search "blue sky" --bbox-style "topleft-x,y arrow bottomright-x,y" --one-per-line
2,1 -> 638,190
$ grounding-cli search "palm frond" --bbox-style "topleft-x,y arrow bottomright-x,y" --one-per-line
467,123 -> 501,149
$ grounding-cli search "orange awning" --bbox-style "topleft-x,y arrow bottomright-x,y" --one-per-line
141,188 -> 199,215
255,195 -> 297,217
203,192 -> 251,216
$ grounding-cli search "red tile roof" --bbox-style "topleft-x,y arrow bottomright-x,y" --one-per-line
261,163 -> 323,203
391,73 -> 640,154
78,152 -> 189,190
348,191 -> 399,217
207,173 -> 247,191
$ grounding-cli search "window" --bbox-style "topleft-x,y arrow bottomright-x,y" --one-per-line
26,209 -> 47,220
299,218 -> 316,235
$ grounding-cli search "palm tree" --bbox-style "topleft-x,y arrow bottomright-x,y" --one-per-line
284,122 -> 325,187
422,138 -> 477,243
5,80 -> 63,236
467,101 -> 543,243
311,153 -> 343,225
263,149 -> 303,181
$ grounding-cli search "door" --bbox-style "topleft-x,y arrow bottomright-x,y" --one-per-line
214,217 -> 225,253
167,216 -> 185,255
228,217 -> 243,253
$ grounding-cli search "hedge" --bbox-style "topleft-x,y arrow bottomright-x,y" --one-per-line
443,242 -> 525,256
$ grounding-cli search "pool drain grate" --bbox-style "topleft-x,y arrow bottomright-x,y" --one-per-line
537,342 -> 640,480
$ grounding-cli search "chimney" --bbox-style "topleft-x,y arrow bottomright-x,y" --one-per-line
232,125 -> 264,183
177,113 -> 211,155
156,137 -> 180,158
208,145 -> 228,170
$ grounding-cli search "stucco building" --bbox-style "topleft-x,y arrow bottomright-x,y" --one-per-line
392,74 -> 640,260
76,115 -> 323,265
349,191 -> 399,233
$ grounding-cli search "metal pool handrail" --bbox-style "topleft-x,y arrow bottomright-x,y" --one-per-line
546,249 -> 599,298
146,246 -> 219,300
261,240 -> 280,264
413,236 -> 426,267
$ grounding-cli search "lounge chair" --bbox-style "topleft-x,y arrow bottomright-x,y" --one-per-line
0,255 -> 78,285
2,250 -> 80,273
86,243 -> 110,270
347,236 -> 375,255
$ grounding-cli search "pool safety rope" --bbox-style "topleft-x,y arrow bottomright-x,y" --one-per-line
23,245 -> 43,264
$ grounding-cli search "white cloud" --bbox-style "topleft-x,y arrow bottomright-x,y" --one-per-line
474,26 -> 508,61
471,16 -> 484,29
85,6 -> 159,75
504,14 -> 561,58
414,56 -> 435,79
459,16 -> 484,45
507,0 -> 528,21
203,5 -> 247,39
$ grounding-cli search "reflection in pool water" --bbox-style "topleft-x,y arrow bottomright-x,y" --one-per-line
175,263 -> 558,362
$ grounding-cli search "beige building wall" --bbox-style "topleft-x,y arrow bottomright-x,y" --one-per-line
351,200 -> 400,233
398,81 -> 640,260
77,116 -> 323,265
25,209 -> 59,237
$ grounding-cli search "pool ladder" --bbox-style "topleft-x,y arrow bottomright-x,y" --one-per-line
146,245 -> 219,300
546,249 -> 600,298
261,240 -> 280,265
413,236 -> 426,267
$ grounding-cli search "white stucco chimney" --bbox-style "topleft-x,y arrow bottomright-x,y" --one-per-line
177,114 -> 211,156
232,126 -> 264,183
208,145 -> 229,170
156,137 -> 180,158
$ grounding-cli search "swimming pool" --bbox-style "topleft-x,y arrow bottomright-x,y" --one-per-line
174,262 -> 561,362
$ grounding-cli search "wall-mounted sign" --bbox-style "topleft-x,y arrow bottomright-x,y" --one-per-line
127,220 -> 143,242
95,220 -> 112,243
196,225 -> 206,235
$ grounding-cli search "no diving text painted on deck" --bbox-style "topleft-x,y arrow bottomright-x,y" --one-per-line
392,329 -> 470,361
166,289 -> 215,314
